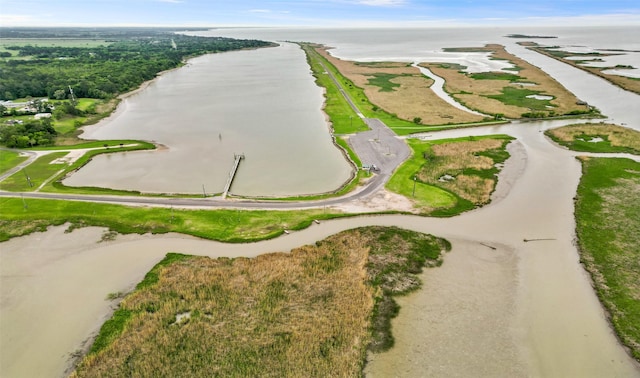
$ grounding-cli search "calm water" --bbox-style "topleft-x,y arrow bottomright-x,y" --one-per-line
71,26 -> 639,195
71,43 -> 352,196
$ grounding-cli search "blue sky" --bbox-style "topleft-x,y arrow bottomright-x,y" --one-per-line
1,0 -> 638,27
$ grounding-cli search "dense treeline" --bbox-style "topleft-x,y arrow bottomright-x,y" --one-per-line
0,30 -> 273,100
0,118 -> 57,147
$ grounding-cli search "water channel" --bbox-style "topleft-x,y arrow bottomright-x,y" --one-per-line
2,27 -> 640,377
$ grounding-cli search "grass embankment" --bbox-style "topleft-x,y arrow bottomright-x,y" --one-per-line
309,45 -> 493,133
0,149 -> 28,175
71,226 -> 450,377
301,43 -> 369,135
387,135 -> 514,216
545,123 -> 640,154
575,157 -> 640,361
422,44 -> 597,119
524,43 -> 640,95
0,197 -> 351,243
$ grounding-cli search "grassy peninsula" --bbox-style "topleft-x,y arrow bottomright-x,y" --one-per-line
575,157 -> 640,361
387,134 -> 514,216
71,226 -> 450,377
551,123 -> 640,361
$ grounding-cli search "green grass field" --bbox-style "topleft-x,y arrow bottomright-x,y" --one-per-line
0,152 -> 68,191
0,150 -> 28,175
302,44 -> 369,134
0,197 -> 353,243
575,157 -> 640,361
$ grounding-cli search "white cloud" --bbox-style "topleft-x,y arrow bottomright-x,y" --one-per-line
248,9 -> 272,13
0,14 -> 37,26
157,0 -> 184,3
357,0 -> 406,6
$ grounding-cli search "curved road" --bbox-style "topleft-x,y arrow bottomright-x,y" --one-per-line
0,54 -> 411,210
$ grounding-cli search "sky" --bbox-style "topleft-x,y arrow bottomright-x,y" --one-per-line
1,0 -> 639,28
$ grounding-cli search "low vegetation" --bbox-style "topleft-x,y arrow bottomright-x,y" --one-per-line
387,134 -> 513,216
545,123 -> 640,154
0,149 -> 27,175
301,43 -> 369,134
422,44 -> 598,119
71,226 -> 449,377
0,152 -> 68,191
0,197 -> 351,243
524,43 -> 640,95
575,157 -> 640,361
311,46 -> 488,129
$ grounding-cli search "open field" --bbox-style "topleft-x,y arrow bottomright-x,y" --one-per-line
546,123 -> 640,154
0,39 -> 112,59
0,149 -> 28,175
0,197 -> 352,243
0,152 -> 68,191
314,46 -> 487,127
575,157 -> 640,360
71,226 -> 449,377
422,44 -> 594,119
524,43 -> 640,95
386,135 -> 513,216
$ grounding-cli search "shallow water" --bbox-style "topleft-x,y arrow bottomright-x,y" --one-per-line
3,26 -> 640,377
3,121 -> 640,377
69,43 -> 352,196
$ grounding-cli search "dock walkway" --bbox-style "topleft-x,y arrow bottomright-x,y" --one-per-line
222,153 -> 244,199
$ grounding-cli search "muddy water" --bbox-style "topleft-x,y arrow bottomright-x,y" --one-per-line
3,120 -> 640,377
67,43 -> 352,196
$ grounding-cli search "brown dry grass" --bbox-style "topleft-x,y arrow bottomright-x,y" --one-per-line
72,227 -> 448,377
316,47 -> 485,125
547,123 -> 640,152
419,138 -> 504,204
422,44 -> 585,118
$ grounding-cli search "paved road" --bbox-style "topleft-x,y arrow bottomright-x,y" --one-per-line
0,148 -> 39,182
0,51 -> 411,210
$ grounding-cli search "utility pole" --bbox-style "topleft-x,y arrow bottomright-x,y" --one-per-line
23,168 -> 33,187
412,175 -> 417,197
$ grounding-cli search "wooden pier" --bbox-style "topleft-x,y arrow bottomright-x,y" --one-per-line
222,153 -> 244,199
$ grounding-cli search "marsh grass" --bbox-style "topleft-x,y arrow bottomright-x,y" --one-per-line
423,44 -> 592,118
575,157 -> 640,361
387,135 -> 513,215
530,46 -> 640,95
312,46 -> 486,127
71,226 -> 449,377
545,123 -> 640,154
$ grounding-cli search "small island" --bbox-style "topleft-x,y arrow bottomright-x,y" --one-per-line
506,34 -> 557,39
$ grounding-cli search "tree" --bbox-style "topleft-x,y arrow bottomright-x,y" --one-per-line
53,89 -> 67,100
